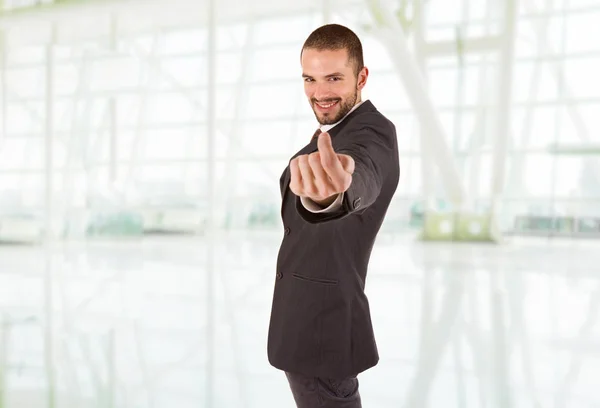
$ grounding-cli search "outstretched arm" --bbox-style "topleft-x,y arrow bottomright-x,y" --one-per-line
292,123 -> 395,223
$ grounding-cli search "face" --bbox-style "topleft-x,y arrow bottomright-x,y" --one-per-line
301,48 -> 368,125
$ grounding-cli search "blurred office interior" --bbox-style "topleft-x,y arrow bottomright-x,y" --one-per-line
0,0 -> 599,407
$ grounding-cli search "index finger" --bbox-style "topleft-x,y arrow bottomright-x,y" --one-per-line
317,132 -> 346,180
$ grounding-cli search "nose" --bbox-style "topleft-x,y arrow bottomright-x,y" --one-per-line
313,83 -> 334,102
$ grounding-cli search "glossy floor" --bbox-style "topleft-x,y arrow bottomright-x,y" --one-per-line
0,232 -> 598,407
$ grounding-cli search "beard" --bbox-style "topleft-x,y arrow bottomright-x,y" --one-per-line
312,89 -> 358,126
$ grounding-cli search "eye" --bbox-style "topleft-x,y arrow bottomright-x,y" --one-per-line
304,78 -> 314,82
329,77 -> 341,81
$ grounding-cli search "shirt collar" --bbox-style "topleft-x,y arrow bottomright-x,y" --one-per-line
319,99 -> 367,133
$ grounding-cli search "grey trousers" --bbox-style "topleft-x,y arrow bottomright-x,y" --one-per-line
285,371 -> 362,408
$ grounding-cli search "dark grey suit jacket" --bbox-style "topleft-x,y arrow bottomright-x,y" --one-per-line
267,100 -> 400,379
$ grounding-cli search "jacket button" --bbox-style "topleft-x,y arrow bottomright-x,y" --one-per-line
353,197 -> 362,209
284,227 -> 290,235
276,272 -> 282,280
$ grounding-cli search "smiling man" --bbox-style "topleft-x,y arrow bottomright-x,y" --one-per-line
267,24 -> 400,408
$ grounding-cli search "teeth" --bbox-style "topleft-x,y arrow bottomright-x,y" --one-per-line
318,101 -> 337,108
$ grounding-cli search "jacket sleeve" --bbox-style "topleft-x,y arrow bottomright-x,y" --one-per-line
279,168 -> 287,199
295,120 -> 396,224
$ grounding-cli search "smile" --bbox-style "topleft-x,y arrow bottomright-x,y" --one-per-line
315,100 -> 339,110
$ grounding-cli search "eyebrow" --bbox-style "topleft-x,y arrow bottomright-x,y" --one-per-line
302,72 -> 345,79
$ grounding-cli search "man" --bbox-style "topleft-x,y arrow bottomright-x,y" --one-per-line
267,24 -> 400,408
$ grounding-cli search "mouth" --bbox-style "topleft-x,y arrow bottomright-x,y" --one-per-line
314,100 -> 340,113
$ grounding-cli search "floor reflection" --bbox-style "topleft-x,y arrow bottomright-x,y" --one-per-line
0,234 -> 598,407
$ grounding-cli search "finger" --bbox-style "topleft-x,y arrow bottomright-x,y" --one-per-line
337,154 -> 355,175
317,132 -> 344,172
297,155 -> 317,197
289,158 -> 303,195
308,152 -> 335,196
317,135 -> 347,190
317,132 -> 337,159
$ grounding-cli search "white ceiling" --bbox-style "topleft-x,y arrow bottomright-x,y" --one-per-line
0,0 -> 335,29
0,0 -> 354,46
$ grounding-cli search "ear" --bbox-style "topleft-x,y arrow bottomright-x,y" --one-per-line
357,66 -> 369,91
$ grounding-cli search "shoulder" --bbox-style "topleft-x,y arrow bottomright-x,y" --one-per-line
350,102 -> 396,135
347,107 -> 397,145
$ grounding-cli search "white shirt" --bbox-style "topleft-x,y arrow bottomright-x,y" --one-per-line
300,100 -> 366,213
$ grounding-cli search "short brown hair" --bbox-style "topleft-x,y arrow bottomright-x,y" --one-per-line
301,24 -> 364,76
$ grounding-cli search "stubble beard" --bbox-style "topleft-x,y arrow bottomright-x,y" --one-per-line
313,88 -> 358,126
